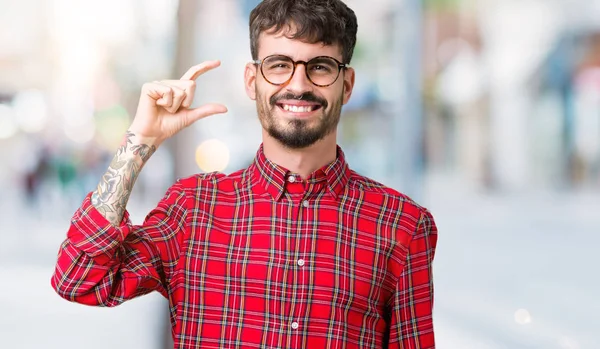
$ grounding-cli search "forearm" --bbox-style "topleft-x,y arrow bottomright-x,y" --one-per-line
91,131 -> 158,226
52,169 -> 189,306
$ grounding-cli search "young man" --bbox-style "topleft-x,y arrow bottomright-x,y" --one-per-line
51,0 -> 438,348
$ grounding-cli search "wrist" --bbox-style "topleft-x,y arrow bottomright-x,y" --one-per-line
119,131 -> 159,164
125,129 -> 161,146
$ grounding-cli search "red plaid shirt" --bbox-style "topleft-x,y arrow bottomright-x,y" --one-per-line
52,145 -> 438,348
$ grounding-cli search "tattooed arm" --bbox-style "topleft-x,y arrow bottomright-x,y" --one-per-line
88,62 -> 227,225
51,61 -> 227,306
91,131 -> 157,226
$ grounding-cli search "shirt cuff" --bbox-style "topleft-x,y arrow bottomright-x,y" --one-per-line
66,192 -> 132,260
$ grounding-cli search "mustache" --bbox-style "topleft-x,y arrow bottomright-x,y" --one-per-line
270,92 -> 328,108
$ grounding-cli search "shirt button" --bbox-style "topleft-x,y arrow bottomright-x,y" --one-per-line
297,259 -> 305,267
291,322 -> 299,330
302,200 -> 309,208
288,175 -> 296,183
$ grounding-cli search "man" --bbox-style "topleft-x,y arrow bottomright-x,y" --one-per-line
51,0 -> 438,348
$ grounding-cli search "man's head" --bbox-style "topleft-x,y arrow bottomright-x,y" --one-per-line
244,0 -> 358,149
249,0 -> 358,65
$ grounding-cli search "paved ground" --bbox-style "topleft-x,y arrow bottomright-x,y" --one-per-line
0,186 -> 168,349
425,182 -> 600,349
1,179 -> 598,348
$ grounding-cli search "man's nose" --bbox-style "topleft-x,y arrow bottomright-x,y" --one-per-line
285,63 -> 313,92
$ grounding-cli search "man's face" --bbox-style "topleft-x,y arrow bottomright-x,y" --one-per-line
245,29 -> 355,149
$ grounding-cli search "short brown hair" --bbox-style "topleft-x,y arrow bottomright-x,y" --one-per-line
249,0 -> 358,64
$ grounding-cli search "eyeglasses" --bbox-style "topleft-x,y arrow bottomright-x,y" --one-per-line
253,55 -> 348,87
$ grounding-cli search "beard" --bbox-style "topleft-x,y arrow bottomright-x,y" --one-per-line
256,88 -> 343,149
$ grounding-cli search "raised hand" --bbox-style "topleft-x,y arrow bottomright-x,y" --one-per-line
129,60 -> 228,146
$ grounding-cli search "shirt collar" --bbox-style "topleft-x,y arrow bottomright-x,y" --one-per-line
250,144 -> 350,201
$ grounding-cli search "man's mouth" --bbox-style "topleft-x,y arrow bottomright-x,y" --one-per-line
271,93 -> 327,115
277,103 -> 322,113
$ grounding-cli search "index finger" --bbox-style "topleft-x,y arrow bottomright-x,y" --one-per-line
180,60 -> 221,81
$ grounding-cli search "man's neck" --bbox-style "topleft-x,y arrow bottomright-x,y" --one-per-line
262,132 -> 337,179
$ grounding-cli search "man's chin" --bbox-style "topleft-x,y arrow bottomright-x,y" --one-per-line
267,127 -> 325,149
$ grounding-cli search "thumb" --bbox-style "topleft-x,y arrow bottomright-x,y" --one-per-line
185,103 -> 228,124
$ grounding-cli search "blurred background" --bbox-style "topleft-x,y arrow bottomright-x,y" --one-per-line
1,0 -> 599,348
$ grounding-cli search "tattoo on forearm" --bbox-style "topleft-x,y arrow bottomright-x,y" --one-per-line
91,132 -> 157,226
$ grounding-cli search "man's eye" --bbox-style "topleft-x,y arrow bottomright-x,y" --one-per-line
310,65 -> 333,73
268,62 -> 291,69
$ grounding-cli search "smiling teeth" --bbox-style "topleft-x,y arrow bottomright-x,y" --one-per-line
283,105 -> 314,113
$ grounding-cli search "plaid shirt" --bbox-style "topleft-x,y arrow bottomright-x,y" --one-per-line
52,145 -> 438,348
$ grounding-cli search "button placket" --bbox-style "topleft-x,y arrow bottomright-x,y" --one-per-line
290,182 -> 310,332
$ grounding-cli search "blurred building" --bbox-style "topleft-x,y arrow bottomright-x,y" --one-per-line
423,0 -> 600,193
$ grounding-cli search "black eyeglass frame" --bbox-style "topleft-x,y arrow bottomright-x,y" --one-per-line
253,55 -> 349,87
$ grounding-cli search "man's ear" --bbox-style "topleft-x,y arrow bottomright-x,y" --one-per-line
244,63 -> 257,100
342,67 -> 355,105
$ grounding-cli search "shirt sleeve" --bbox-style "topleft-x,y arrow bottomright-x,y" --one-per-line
50,181 -> 188,307
387,208 -> 438,348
